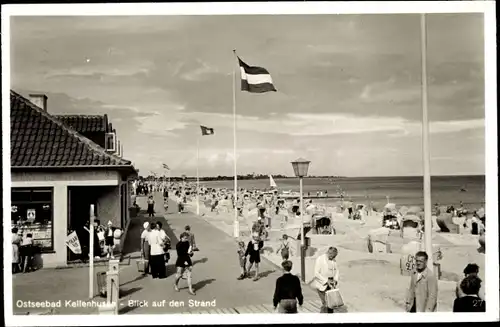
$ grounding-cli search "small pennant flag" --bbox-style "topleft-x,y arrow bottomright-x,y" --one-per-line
236,54 -> 277,93
162,163 -> 170,170
200,125 -> 214,136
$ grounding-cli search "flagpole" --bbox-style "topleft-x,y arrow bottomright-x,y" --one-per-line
232,50 -> 239,238
196,137 -> 200,215
420,13 -> 433,271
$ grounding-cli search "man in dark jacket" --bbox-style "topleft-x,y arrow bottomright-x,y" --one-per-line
453,275 -> 486,312
273,260 -> 303,313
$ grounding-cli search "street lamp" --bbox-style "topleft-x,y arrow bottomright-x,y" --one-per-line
291,157 -> 311,282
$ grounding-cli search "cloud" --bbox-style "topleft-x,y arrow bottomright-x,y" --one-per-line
9,14 -> 485,177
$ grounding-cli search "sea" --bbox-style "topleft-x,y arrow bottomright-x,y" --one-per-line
198,175 -> 486,210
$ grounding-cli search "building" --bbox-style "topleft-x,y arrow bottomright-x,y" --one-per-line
10,90 -> 137,267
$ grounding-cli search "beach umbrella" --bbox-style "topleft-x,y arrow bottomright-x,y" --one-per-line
384,203 -> 396,212
402,214 -> 421,224
408,206 -> 423,215
399,206 -> 409,216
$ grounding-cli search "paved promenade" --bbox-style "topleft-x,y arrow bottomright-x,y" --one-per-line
115,192 -> 319,314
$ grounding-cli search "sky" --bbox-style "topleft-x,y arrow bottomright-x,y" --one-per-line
10,13 -> 485,177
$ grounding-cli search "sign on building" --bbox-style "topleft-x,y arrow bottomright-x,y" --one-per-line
27,209 -> 36,220
66,231 -> 82,254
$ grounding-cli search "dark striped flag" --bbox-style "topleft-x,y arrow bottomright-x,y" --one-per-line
237,56 -> 277,93
200,125 -> 214,136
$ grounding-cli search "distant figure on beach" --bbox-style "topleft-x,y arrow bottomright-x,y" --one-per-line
347,202 -> 353,219
176,194 -> 184,213
147,195 -> 155,217
163,188 -> 169,202
273,260 -> 303,313
456,263 -> 484,299
453,275 -> 485,312
405,251 -> 438,312
292,199 -> 300,216
313,247 -> 340,313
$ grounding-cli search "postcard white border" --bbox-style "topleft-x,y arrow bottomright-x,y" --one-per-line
2,1 -> 498,325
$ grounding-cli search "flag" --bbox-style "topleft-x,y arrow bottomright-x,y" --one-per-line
237,56 -> 277,93
162,163 -> 170,170
200,125 -> 215,136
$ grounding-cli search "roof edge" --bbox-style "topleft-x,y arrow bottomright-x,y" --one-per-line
11,90 -> 130,166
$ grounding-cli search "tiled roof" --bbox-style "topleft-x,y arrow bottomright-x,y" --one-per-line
10,90 -> 133,168
53,114 -> 108,133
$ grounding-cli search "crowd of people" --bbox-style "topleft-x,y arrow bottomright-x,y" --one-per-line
140,209 -> 198,296
132,180 -> 486,314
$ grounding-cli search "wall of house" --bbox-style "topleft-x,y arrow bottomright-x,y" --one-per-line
11,170 -> 121,267
96,186 -> 120,228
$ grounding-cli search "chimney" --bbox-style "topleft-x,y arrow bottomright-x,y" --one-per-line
29,94 -> 48,111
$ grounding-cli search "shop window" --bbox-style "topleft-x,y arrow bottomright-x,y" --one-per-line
11,187 -> 54,252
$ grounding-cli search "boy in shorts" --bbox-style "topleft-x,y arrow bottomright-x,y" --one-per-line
245,233 -> 264,281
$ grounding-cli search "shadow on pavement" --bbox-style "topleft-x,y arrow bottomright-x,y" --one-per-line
120,274 -> 147,287
192,278 -> 216,291
120,287 -> 142,298
192,257 -> 208,266
258,270 -> 276,279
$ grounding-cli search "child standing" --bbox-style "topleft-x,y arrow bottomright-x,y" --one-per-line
236,241 -> 247,280
276,234 -> 293,261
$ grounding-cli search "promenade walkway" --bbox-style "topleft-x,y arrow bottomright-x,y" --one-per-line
116,192 -> 319,314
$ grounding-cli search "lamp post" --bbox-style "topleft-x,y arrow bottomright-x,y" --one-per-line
291,158 -> 311,282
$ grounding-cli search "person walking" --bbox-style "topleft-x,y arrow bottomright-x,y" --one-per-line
174,232 -> 196,295
147,222 -> 166,279
405,251 -> 438,312
147,195 -> 155,217
313,247 -> 340,313
273,260 -> 304,313
140,222 -> 152,275
177,193 -> 184,214
453,275 -> 486,312
245,233 -> 264,281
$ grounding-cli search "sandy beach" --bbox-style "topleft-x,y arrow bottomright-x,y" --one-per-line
180,188 -> 485,312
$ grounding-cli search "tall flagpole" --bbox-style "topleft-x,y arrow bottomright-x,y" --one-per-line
232,50 -> 239,238
196,137 -> 200,215
420,13 -> 433,271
